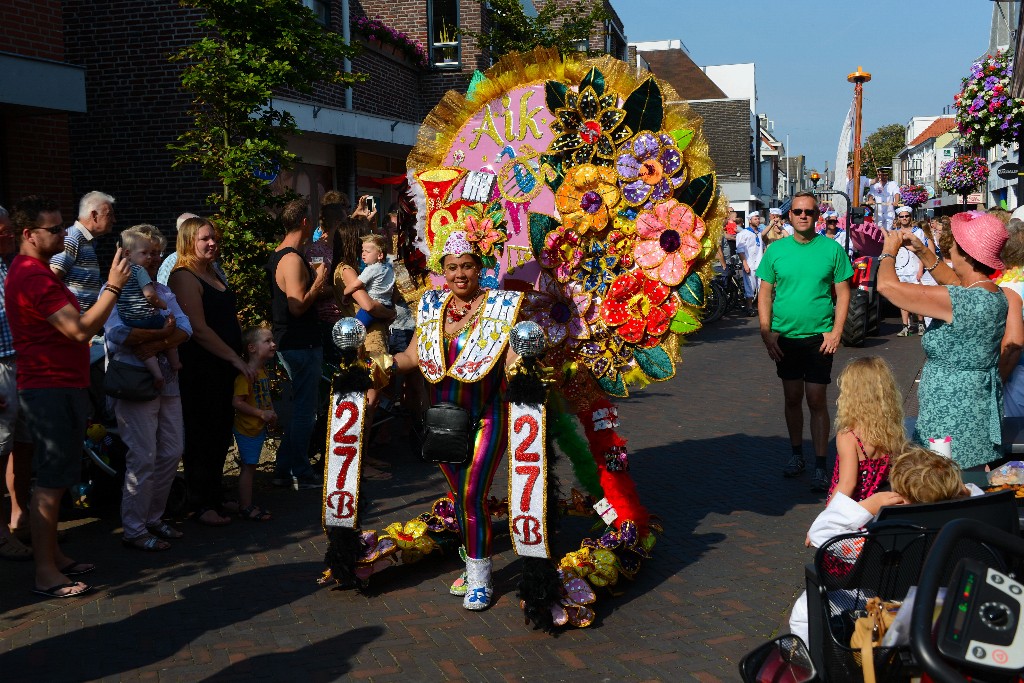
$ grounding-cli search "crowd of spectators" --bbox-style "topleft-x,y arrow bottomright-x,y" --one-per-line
0,189 -> 417,599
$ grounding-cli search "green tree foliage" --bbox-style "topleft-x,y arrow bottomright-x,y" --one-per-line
860,123 -> 906,177
461,0 -> 610,60
170,0 -> 365,321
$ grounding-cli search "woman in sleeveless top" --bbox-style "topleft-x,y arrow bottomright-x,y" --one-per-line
169,218 -> 253,526
878,212 -> 1010,470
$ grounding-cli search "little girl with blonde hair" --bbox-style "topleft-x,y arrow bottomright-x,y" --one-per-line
828,356 -> 907,503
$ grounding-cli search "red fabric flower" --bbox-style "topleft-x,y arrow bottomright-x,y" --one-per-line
599,271 -> 678,347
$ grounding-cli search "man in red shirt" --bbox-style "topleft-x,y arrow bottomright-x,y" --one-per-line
7,196 -> 129,599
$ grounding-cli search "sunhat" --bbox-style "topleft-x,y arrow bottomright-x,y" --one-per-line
949,211 -> 1009,270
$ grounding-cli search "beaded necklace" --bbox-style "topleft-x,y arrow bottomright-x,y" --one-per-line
445,290 -> 482,326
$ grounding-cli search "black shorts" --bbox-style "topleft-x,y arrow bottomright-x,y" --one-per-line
20,387 -> 89,489
775,334 -> 834,385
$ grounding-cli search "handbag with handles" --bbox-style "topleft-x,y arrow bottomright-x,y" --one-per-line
421,402 -> 474,465
849,596 -> 900,683
103,359 -> 159,402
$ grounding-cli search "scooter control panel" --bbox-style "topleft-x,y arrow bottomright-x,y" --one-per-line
936,558 -> 1023,671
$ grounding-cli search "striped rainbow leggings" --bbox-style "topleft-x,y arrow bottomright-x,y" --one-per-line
438,412 -> 507,559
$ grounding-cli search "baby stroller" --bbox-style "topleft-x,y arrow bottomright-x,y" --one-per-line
740,493 -> 1024,682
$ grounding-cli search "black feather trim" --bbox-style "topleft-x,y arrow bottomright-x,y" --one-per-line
331,352 -> 373,394
324,527 -> 364,590
517,557 -> 563,632
506,370 -> 548,405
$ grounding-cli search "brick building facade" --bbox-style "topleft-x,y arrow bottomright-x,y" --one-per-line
0,0 -> 83,218
5,0 -> 625,239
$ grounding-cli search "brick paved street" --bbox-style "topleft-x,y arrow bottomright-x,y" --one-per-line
0,312 -> 925,682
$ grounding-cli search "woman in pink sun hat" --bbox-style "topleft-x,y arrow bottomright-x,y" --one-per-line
877,210 -> 1010,470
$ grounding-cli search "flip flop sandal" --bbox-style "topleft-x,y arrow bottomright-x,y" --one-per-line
239,505 -> 272,522
59,561 -> 96,577
147,522 -> 184,540
0,537 -> 32,561
32,582 -> 91,599
122,535 -> 171,552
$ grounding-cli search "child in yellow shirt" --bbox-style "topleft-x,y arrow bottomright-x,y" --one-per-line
232,326 -> 278,521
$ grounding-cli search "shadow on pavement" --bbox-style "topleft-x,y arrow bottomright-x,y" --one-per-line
1,563 -> 324,680
196,627 -> 383,682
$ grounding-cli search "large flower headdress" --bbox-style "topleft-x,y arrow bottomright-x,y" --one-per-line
425,200 -> 508,274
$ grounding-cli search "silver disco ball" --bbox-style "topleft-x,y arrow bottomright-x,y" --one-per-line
510,321 -> 547,359
332,317 -> 366,350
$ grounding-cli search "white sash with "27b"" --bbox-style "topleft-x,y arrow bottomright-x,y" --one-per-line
507,402 -> 549,558
322,390 -> 367,528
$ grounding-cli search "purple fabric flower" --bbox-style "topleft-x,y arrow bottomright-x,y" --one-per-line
616,132 -> 686,208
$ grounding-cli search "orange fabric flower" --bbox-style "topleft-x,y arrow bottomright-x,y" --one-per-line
464,213 -> 505,256
555,164 -> 621,234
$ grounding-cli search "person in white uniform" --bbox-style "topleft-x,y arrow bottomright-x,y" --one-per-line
892,206 -> 928,336
868,167 -> 901,230
735,212 -> 765,316
823,212 -> 853,257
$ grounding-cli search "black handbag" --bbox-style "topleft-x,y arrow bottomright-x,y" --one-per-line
103,359 -> 159,402
421,403 -> 474,464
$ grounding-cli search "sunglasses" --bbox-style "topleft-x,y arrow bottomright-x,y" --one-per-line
34,225 -> 66,235
790,208 -> 819,217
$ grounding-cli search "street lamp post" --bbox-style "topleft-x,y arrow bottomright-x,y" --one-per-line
847,66 -> 872,209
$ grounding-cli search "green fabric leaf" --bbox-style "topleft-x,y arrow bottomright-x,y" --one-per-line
633,346 -> 675,380
545,80 -> 568,115
622,77 -> 664,135
670,128 -> 694,152
540,153 -> 565,194
678,272 -> 705,307
529,212 -> 559,258
676,173 -> 716,217
670,305 -> 702,334
597,372 -> 628,397
580,67 -> 605,97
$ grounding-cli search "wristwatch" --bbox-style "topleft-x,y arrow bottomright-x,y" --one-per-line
878,253 -> 896,262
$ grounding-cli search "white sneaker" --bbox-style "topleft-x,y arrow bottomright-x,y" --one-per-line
897,326 -> 911,337
463,557 -> 493,611
918,323 -> 926,336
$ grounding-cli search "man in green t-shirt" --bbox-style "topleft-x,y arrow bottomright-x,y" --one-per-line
756,191 -> 853,492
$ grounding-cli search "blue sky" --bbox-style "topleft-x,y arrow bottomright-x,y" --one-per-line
616,0 -> 998,176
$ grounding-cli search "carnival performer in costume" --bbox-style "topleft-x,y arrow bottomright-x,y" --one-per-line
390,228 -> 523,610
318,47 -> 726,632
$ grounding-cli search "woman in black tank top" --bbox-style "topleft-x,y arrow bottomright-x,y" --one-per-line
169,219 -> 249,527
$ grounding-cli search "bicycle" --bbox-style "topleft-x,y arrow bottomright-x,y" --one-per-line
704,255 -> 747,323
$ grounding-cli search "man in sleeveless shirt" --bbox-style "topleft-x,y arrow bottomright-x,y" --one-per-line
268,198 -> 328,490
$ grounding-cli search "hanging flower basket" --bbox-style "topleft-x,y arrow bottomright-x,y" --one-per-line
954,50 -> 1024,148
899,184 -> 929,207
937,155 -> 989,195
352,16 -> 429,69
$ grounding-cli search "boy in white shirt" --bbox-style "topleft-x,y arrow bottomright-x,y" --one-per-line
788,446 -> 981,643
